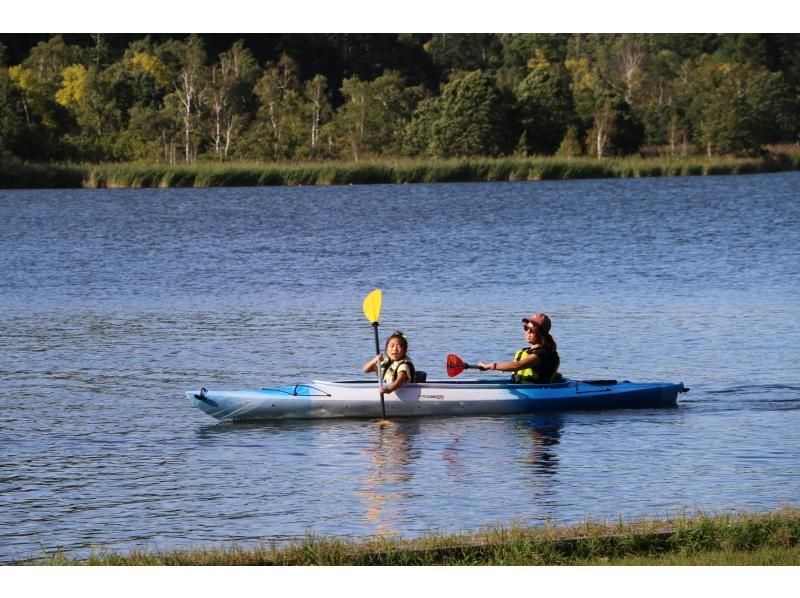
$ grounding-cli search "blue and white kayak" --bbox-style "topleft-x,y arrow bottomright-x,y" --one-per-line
186,378 -> 688,421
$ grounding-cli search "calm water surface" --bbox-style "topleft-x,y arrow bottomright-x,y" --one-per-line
1,173 -> 799,561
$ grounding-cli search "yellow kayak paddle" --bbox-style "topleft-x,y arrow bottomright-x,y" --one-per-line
363,289 -> 390,423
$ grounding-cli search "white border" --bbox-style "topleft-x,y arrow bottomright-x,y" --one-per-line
3,1 -> 797,33
4,566 -> 800,598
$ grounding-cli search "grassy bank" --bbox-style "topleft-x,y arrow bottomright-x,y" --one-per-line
26,509 -> 800,565
1,152 -> 799,189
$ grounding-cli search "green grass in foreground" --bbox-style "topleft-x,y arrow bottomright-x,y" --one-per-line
1,152 -> 798,189
27,509 -> 800,565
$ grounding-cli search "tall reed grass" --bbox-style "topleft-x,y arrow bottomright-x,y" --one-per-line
0,160 -> 84,188
77,155 -> 800,188
3,153 -> 797,189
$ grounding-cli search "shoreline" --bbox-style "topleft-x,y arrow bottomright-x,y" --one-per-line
21,508 -> 800,565
1,153 -> 798,190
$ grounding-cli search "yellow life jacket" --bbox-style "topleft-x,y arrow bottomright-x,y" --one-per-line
380,357 -> 415,384
511,345 -> 560,384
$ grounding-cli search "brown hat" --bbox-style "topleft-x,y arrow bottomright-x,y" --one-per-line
522,312 -> 551,334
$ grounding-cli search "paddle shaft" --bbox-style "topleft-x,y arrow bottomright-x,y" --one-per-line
446,354 -> 491,378
372,322 -> 386,419
458,363 -> 488,373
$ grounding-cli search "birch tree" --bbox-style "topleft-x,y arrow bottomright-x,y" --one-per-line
209,41 -> 258,160
589,100 -> 614,158
614,35 -> 646,105
254,54 -> 303,160
333,71 -> 417,160
164,35 -> 207,163
304,74 -> 331,159
514,58 -> 575,155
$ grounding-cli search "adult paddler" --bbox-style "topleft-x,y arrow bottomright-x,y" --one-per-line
478,312 -> 561,383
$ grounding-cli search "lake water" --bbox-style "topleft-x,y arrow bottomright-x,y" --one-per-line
1,173 -> 799,562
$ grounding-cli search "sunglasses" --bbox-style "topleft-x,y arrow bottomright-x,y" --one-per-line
523,323 -> 538,332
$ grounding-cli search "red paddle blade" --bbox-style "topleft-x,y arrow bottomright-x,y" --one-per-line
446,354 -> 467,377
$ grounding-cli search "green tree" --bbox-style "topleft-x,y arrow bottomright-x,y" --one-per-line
556,126 -> 582,158
6,35 -> 84,159
497,34 -> 570,90
402,95 -> 440,156
565,43 -> 645,158
634,45 -> 688,148
584,94 -> 644,158
331,70 -> 417,160
251,54 -> 304,160
514,60 -> 575,155
208,40 -> 259,160
3,33 -> 799,164
158,35 -> 208,163
696,64 -> 796,156
118,39 -> 172,107
586,99 -> 614,158
429,71 -> 511,158
744,68 -> 796,145
54,64 -> 124,159
114,104 -> 178,162
0,66 -> 26,158
103,40 -> 174,160
427,34 -> 504,76
714,34 -> 769,66
304,74 -> 332,159
8,36 -> 79,129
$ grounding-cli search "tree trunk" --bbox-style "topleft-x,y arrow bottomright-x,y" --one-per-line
596,125 -> 605,159
668,115 -> 678,156
20,94 -> 31,125
176,70 -> 195,164
224,118 -> 234,159
268,101 -> 282,161
310,82 -> 322,156
592,103 -> 613,159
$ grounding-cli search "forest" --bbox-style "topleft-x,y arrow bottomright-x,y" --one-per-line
1,33 -> 798,165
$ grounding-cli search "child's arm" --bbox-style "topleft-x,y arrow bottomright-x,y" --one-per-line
362,354 -> 383,374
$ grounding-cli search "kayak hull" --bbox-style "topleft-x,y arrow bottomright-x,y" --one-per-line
186,378 -> 687,421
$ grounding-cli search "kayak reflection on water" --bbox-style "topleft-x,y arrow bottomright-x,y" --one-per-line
513,414 -> 564,476
356,419 -> 422,535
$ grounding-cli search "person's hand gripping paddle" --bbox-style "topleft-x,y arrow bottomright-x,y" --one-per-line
446,354 -> 487,377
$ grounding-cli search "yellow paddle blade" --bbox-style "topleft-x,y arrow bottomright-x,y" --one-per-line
363,288 -> 382,323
